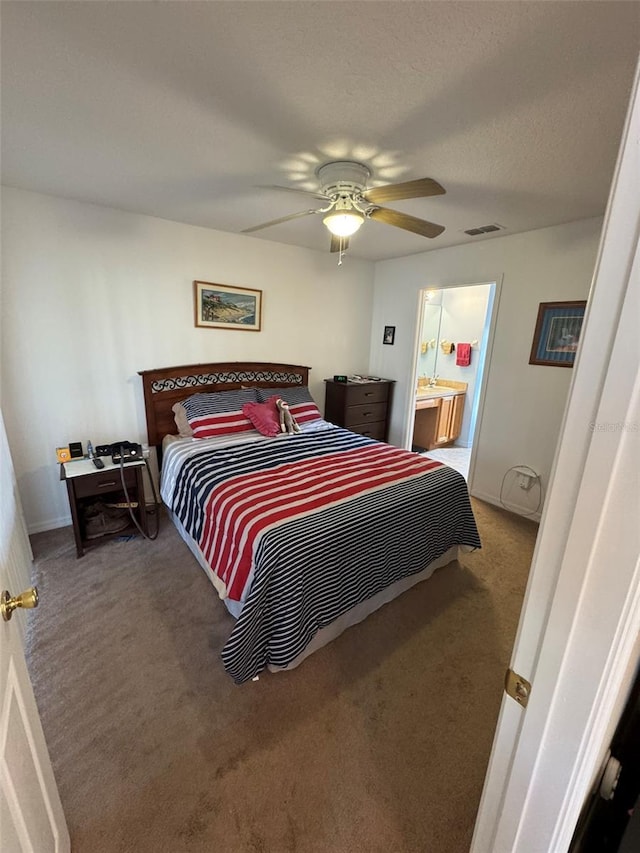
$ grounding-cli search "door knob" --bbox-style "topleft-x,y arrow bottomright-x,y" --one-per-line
1,587 -> 39,622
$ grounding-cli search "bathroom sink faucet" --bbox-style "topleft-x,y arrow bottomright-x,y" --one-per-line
428,375 -> 438,388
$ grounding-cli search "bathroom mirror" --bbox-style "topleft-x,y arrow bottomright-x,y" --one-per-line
417,300 -> 442,382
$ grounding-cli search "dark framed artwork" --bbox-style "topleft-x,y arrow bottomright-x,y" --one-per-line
529,301 -> 587,367
194,280 -> 262,331
383,325 -> 396,345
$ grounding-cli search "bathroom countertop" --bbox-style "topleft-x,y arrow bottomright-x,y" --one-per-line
415,386 -> 466,400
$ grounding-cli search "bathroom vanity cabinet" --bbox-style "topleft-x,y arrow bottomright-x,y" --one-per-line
413,390 -> 465,451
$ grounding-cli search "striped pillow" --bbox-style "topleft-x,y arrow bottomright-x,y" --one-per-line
257,386 -> 322,426
181,389 -> 258,439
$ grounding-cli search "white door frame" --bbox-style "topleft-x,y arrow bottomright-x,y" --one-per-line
403,278 -> 502,494
471,59 -> 640,853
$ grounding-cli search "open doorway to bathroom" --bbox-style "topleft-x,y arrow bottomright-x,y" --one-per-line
409,282 -> 496,481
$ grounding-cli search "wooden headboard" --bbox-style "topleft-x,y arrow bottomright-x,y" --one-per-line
138,361 -> 311,449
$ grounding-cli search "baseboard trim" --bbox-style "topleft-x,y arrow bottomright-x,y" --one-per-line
470,488 -> 542,523
28,515 -> 71,535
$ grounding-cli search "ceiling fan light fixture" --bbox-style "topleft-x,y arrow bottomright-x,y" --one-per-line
323,210 -> 364,237
246,161 -> 445,252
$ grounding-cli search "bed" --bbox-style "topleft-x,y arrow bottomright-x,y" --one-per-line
138,361 -> 481,683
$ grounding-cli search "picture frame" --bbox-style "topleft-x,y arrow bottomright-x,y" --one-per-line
529,301 -> 586,367
383,325 -> 396,345
194,280 -> 262,331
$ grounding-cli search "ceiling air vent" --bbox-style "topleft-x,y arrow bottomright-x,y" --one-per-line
463,223 -> 505,236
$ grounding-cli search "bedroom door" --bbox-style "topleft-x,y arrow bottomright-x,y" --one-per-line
0,411 -> 70,852
471,62 -> 640,852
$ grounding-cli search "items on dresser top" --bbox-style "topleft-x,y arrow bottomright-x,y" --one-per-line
324,378 -> 394,442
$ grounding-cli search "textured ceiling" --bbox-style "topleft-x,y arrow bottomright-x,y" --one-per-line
1,1 -> 638,261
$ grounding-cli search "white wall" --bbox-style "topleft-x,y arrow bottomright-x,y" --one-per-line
1,188 -> 374,533
1,187 -> 604,531
369,218 -> 602,514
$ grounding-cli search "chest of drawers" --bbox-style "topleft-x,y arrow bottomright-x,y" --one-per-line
324,379 -> 394,442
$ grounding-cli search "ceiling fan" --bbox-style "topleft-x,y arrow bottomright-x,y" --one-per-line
242,160 -> 446,254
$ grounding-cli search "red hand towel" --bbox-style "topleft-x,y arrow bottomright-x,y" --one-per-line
456,343 -> 471,367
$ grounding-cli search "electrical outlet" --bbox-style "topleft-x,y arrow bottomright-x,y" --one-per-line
519,473 -> 534,490
513,465 -> 538,491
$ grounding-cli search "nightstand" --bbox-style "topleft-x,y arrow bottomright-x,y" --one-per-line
61,458 -> 148,557
324,379 -> 394,442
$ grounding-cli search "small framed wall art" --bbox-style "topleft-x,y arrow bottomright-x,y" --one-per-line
383,325 -> 396,345
529,301 -> 586,367
194,280 -> 262,331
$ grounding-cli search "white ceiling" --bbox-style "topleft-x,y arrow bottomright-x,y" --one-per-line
2,1 -> 638,261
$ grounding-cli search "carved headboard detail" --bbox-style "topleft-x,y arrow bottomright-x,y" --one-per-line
138,361 -> 311,451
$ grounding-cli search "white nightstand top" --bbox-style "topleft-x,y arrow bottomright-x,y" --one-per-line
63,458 -> 145,478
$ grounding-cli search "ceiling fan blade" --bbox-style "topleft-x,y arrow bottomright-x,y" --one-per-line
363,178 -> 445,204
330,235 -> 350,253
257,184 -> 330,201
369,207 -> 445,238
241,209 -> 320,234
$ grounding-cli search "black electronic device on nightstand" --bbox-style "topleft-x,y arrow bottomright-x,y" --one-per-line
110,441 -> 143,464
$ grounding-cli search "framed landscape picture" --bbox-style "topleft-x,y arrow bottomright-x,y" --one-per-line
194,281 -> 262,331
529,300 -> 586,367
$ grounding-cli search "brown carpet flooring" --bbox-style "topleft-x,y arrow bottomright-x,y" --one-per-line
26,498 -> 537,853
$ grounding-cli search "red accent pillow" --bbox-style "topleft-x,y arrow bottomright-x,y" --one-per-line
242,398 -> 281,437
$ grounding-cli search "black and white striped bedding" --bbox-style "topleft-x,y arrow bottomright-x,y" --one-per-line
161,423 -> 481,682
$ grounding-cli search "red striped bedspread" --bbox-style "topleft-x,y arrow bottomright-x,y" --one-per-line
162,424 -> 481,682
201,442 -> 442,602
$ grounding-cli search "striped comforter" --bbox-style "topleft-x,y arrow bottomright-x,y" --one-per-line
161,424 -> 481,682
